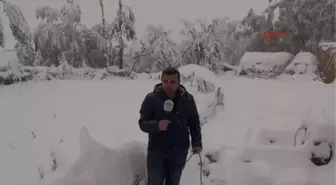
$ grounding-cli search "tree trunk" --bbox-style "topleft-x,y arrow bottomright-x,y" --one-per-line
99,0 -> 110,67
118,45 -> 124,69
118,0 -> 123,69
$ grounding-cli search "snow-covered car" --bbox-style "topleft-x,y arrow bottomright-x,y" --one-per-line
235,121 -> 335,185
285,52 -> 318,76
238,52 -> 293,78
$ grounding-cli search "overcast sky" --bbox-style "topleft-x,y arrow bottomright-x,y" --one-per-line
1,0 -> 269,49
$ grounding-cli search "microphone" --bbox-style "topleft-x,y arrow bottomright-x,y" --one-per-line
164,99 -> 174,113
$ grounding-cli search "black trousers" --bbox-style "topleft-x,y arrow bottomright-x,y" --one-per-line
147,150 -> 188,185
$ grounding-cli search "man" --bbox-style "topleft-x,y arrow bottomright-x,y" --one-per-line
138,67 -> 202,185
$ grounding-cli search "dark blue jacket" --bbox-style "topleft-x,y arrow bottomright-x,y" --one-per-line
138,83 -> 202,153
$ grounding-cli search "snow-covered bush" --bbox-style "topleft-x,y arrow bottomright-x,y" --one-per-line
142,25 -> 183,69
0,63 -> 137,85
0,58 -> 33,85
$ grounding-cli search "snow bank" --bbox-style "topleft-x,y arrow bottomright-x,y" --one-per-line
52,127 -> 147,185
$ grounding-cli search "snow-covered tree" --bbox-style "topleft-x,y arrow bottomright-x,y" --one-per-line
113,0 -> 136,69
245,0 -> 335,54
0,0 -> 34,65
127,38 -> 143,70
34,0 -> 106,67
0,11 -> 3,48
180,17 -> 252,68
91,0 -> 115,67
143,24 -> 183,70
180,18 -> 226,65
212,18 -> 253,66
240,8 -> 282,53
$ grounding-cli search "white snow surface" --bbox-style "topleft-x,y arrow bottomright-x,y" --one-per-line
0,72 -> 335,185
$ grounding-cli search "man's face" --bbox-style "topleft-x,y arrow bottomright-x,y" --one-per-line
162,74 -> 179,95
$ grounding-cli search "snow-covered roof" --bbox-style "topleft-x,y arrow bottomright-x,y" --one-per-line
0,49 -> 19,70
239,52 -> 293,70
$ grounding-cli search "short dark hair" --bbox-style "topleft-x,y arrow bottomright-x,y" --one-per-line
161,67 -> 180,82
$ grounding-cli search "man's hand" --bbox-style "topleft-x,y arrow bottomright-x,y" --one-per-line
192,147 -> 202,154
159,120 -> 170,131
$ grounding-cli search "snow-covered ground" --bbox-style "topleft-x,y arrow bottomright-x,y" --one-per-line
0,74 -> 334,185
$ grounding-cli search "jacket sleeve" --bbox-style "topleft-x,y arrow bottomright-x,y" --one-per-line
187,94 -> 202,149
138,94 -> 160,133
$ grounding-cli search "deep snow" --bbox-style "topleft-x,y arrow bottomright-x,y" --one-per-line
0,74 -> 334,185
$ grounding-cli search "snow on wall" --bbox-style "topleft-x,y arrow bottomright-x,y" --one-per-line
285,52 -> 318,75
239,52 -> 293,71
